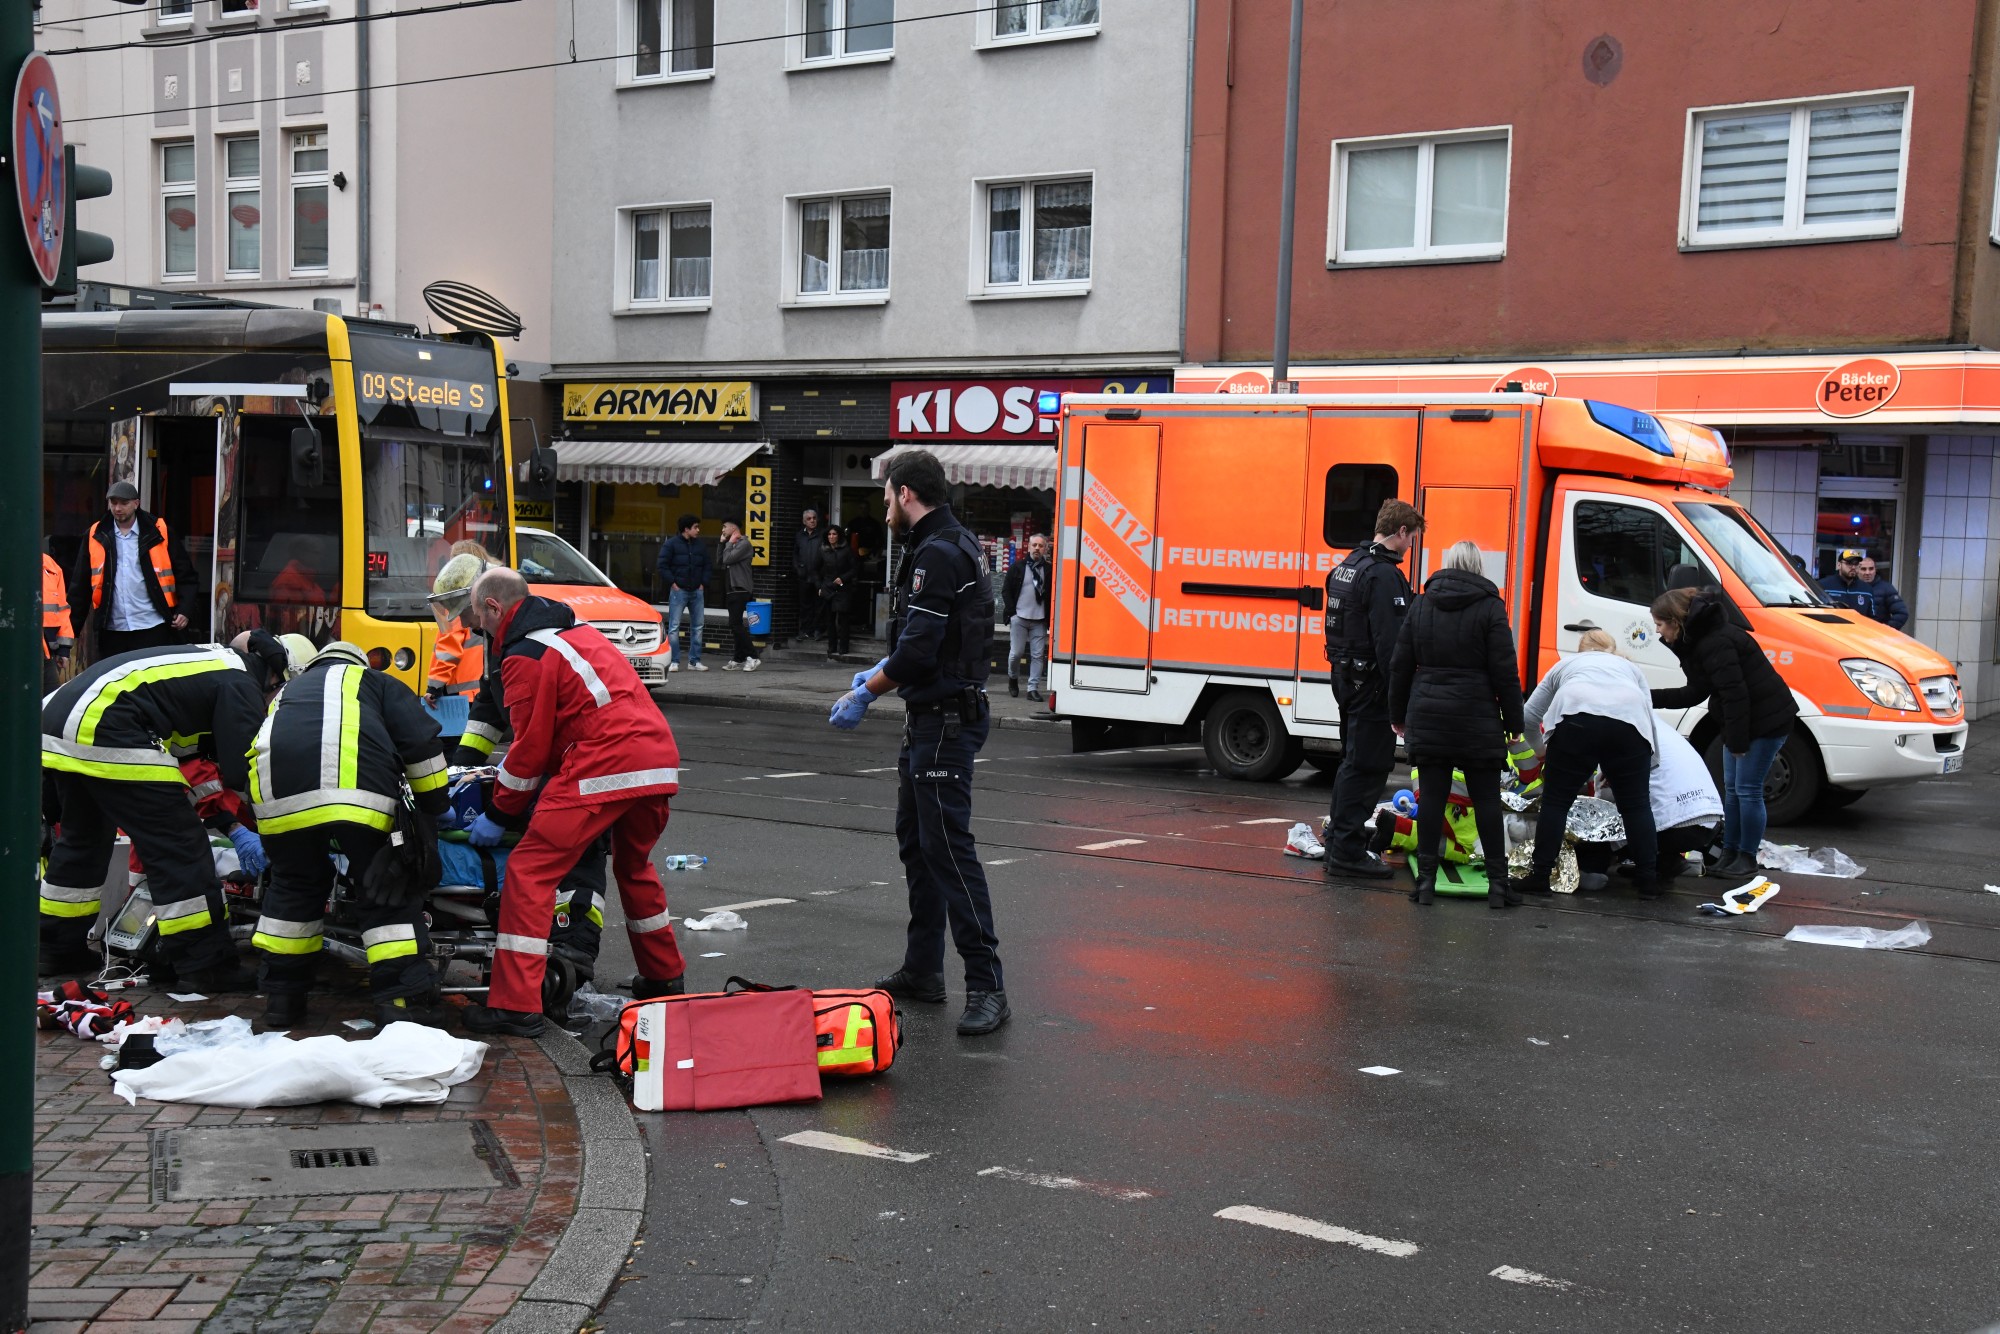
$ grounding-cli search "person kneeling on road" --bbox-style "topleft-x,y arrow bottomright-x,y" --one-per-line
249,641 -> 454,1030
461,568 -> 688,1037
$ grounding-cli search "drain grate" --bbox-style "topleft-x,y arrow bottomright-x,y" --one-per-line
290,1147 -> 379,1170
153,1122 -> 513,1201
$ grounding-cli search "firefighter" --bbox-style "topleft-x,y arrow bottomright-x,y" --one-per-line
42,544 -> 73,693
248,641 -> 453,1029
425,545 -> 493,698
39,631 -> 292,984
69,479 -> 196,660
827,449 -> 1008,1037
459,567 -> 686,1037
1322,498 -> 1426,881
428,559 -> 611,1009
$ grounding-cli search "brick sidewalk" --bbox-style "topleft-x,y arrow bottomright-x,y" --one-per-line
31,983 -> 582,1334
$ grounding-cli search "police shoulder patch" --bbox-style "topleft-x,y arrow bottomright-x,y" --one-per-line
912,568 -> 926,594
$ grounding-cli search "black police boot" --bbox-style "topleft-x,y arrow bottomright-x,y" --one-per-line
262,991 -> 309,1030
629,974 -> 686,1000
1408,857 -> 1437,906
376,995 -> 450,1030
958,990 -> 1010,1036
875,968 -> 947,1004
1323,851 -> 1394,881
462,1005 -> 546,1037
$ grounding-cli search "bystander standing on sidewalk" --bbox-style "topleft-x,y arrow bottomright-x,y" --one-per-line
817,524 -> 859,659
1856,555 -> 1910,631
720,520 -> 761,671
1002,534 -> 1051,700
658,514 -> 711,672
794,508 -> 823,641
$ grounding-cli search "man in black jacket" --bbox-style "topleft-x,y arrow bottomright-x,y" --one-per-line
719,520 -> 761,670
656,515 -> 711,671
70,480 -> 197,660
1322,499 -> 1425,880
793,509 -> 823,640
1001,534 -> 1051,700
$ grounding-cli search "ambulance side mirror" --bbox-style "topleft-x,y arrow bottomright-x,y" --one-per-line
289,426 -> 324,490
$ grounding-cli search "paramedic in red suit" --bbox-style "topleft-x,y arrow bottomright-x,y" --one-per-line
459,567 -> 687,1037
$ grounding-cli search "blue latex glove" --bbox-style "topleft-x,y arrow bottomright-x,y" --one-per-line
829,688 -> 875,730
227,825 -> 267,876
466,812 -> 507,847
851,657 -> 890,693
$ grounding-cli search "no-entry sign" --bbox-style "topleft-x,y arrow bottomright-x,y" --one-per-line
13,53 -> 63,288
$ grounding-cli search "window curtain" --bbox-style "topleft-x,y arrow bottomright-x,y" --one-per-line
994,1 -> 1028,34
671,0 -> 714,71
800,199 -> 831,292
634,0 -> 662,76
1040,0 -> 1097,29
669,208 -> 711,298
1031,179 -> 1091,282
839,195 -> 890,291
988,185 -> 1022,283
632,211 -> 662,300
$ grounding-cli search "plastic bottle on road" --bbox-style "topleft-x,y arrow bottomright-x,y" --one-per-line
662,854 -> 708,871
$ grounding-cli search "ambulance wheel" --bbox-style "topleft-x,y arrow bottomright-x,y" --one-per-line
1702,722 -> 1820,827
1203,691 -> 1305,781
1817,785 -> 1866,811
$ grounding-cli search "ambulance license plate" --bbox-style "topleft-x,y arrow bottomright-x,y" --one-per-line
1942,753 -> 1965,775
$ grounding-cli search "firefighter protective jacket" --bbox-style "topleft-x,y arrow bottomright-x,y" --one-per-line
488,596 -> 680,825
249,653 -> 451,835
41,644 -> 267,788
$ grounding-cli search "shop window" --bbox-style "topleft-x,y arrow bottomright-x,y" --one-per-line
1572,500 -> 1710,606
980,0 -> 1097,46
223,135 -> 260,277
794,0 -> 893,67
290,130 -> 328,274
626,0 -> 714,83
1323,464 -> 1399,548
1683,91 -> 1909,250
1330,128 -> 1509,266
158,0 -> 192,21
791,192 -> 889,302
978,176 -> 1091,296
160,140 -> 196,279
626,202 -> 712,309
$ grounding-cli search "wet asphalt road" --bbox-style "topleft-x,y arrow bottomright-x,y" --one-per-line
587,706 -> 2000,1333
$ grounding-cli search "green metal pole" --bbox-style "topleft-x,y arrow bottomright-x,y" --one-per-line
0,0 -> 41,1326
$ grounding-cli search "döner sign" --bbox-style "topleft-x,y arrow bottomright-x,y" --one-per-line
1816,358 -> 1900,419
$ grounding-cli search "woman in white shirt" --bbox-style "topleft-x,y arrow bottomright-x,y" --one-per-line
1511,629 -> 1662,899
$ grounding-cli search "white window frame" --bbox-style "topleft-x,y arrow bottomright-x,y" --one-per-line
615,200 -> 714,313
787,0 -> 894,71
975,0 -> 1099,48
618,0 -> 715,87
215,0 -> 258,17
969,172 -> 1094,299
1326,125 -> 1511,268
782,189 -> 892,306
1679,88 -> 1913,252
156,0 -> 194,25
222,134 -> 261,279
159,138 -> 197,282
288,128 -> 329,276
1991,134 -> 2000,246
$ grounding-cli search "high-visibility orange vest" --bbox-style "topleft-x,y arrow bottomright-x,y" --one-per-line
41,553 -> 72,659
426,622 -> 485,696
87,516 -> 178,612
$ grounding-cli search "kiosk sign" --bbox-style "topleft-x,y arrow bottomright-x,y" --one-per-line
12,53 -> 63,288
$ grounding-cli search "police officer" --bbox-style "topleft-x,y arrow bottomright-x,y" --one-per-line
828,449 -> 1008,1036
248,642 -> 454,1029
1322,499 -> 1426,880
39,632 -> 292,984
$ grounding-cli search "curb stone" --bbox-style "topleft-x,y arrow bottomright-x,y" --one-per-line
493,1027 -> 643,1334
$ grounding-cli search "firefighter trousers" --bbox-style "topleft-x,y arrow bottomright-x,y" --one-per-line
254,824 -> 437,1003
489,796 -> 685,1013
42,771 -> 234,969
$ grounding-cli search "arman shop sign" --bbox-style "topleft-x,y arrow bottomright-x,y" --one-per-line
563,381 -> 757,423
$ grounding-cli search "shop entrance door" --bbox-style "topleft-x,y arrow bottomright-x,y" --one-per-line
1815,439 -> 1906,593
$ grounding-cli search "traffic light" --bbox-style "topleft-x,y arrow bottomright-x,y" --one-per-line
45,144 -> 112,297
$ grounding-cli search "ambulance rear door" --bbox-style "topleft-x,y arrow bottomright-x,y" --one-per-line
1065,421 -> 1161,694
1294,409 -> 1420,724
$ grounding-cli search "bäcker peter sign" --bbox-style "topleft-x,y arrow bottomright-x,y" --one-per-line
1816,358 -> 1900,419
890,377 -> 1166,440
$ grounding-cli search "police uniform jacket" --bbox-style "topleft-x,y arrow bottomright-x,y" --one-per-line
489,596 -> 681,823
885,506 -> 994,707
1324,543 -> 1413,667
249,655 -> 450,835
42,644 -> 267,788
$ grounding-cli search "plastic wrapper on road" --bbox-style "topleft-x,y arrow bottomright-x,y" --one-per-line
1783,921 -> 1931,951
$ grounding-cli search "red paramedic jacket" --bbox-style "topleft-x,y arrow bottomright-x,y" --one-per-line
489,595 -> 681,824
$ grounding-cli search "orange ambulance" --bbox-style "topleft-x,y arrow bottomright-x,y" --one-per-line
1048,392 -> 1964,824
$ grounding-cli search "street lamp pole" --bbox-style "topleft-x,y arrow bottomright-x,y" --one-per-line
1270,0 -> 1305,393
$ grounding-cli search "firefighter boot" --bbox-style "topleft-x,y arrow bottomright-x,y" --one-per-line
262,991 -> 308,1030
462,1005 -> 547,1037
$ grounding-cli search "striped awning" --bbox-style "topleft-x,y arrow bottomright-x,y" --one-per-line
870,443 -> 1057,491
555,440 -> 767,486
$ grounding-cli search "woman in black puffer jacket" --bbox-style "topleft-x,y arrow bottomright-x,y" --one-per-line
1388,541 -> 1526,908
1649,586 -> 1797,879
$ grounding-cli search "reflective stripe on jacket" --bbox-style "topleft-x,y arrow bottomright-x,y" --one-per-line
88,516 -> 178,612
42,553 -> 72,658
250,658 -> 451,834
41,645 -> 264,784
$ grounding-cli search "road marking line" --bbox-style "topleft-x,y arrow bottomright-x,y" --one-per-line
858,767 -> 895,773
779,1131 -> 929,1163
1490,1266 -> 1575,1291
1215,1205 -> 1419,1258
1078,838 -> 1146,851
977,1166 -> 1154,1201
702,898 -> 798,912
1358,1066 -> 1401,1077
974,758 -> 991,763
764,772 -> 817,779
985,858 -> 1020,866
1238,818 -> 1293,826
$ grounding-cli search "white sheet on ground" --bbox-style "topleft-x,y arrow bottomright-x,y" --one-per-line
110,1021 -> 488,1108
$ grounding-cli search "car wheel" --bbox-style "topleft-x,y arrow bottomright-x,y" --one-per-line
1202,691 -> 1305,781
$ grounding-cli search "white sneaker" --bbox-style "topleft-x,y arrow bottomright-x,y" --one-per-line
744,658 -> 761,672
722,661 -> 742,671
668,661 -> 680,673
691,662 -> 709,672
1284,822 -> 1326,859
